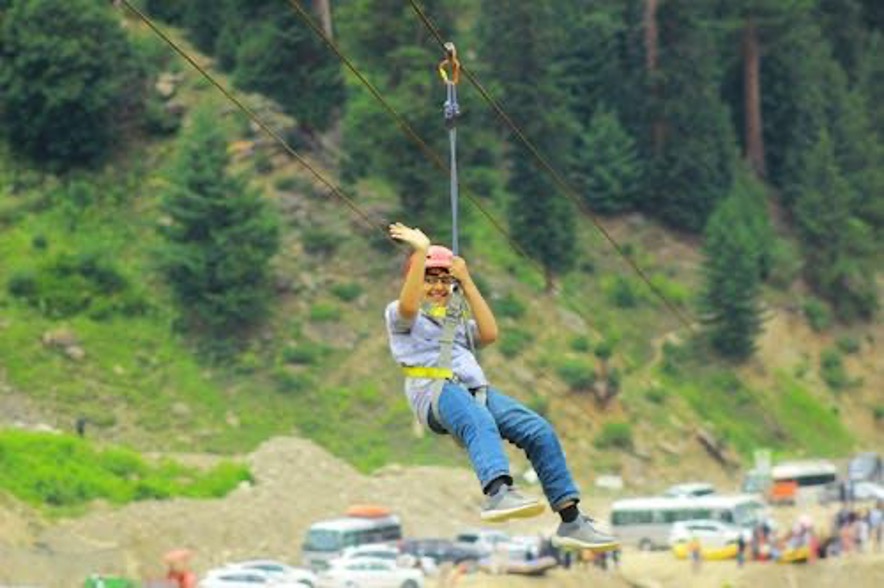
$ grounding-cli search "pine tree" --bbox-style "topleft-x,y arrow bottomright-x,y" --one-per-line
572,107 -> 642,214
0,0 -> 141,168
478,0 -> 578,288
700,193 -> 764,360
232,8 -> 344,134
645,0 -> 738,232
793,131 -> 878,321
159,107 -> 280,349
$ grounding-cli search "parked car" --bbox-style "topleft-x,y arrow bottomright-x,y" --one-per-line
668,519 -> 746,549
317,557 -> 423,588
848,452 -> 883,483
399,538 -> 481,566
222,560 -> 317,587
454,529 -> 510,559
662,482 -> 716,499
853,481 -> 884,501
198,568 -> 307,588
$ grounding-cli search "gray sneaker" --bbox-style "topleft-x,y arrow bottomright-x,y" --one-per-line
552,515 -> 619,551
480,485 -> 545,522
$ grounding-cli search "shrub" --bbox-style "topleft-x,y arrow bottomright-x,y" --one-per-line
873,406 -> 884,422
570,336 -> 591,353
301,228 -> 338,256
835,335 -> 860,355
498,328 -> 533,358
494,292 -> 526,319
330,282 -> 363,302
803,298 -> 831,332
309,302 -> 341,322
604,276 -> 641,308
281,341 -> 328,365
644,386 -> 668,404
820,348 -> 849,390
595,422 -> 633,450
556,359 -> 596,391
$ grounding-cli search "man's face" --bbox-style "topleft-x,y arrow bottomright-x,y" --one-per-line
423,268 -> 455,305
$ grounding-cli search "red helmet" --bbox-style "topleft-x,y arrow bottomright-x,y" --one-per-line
403,245 -> 454,275
424,245 -> 453,270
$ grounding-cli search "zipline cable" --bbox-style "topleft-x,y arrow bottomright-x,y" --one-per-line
283,0 -> 542,274
406,0 -> 697,332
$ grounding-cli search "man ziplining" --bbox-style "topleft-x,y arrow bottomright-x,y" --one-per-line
382,43 -> 618,553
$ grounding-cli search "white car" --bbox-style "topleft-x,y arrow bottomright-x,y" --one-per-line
224,560 -> 317,587
853,481 -> 884,501
668,519 -> 745,549
317,557 -> 424,588
198,567 -> 307,588
454,529 -> 510,559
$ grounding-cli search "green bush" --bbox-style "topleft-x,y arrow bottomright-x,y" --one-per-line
7,253 -> 148,319
309,302 -> 341,322
494,292 -> 526,319
302,228 -> 338,256
644,386 -> 668,404
835,335 -> 860,355
569,336 -> 591,352
873,406 -> 884,421
594,422 -> 633,450
820,348 -> 849,390
281,341 -> 329,365
0,431 -> 250,510
803,298 -> 831,332
498,328 -> 533,358
330,282 -> 363,302
556,359 -> 595,391
604,276 -> 642,308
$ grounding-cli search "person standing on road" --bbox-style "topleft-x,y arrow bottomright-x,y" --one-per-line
384,223 -> 619,552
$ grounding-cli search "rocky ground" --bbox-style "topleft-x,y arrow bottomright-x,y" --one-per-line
1,435 -> 882,588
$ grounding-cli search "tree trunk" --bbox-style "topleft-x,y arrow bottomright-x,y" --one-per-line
743,17 -> 766,177
313,0 -> 333,38
644,0 -> 663,154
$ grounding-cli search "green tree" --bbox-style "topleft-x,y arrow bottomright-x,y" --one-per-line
700,193 -> 764,360
159,107 -> 280,350
793,131 -> 878,321
572,106 -> 642,214
478,0 -> 578,288
232,9 -> 344,134
646,0 -> 738,231
0,0 -> 141,168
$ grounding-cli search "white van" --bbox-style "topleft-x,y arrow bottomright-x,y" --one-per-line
301,510 -> 402,571
610,494 -> 766,550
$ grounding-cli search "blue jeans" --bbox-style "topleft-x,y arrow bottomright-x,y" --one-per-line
433,381 -> 580,510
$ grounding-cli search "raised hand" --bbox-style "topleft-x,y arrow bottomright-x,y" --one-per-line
389,222 -> 431,252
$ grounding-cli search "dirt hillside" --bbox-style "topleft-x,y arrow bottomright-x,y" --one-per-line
2,435 -> 883,588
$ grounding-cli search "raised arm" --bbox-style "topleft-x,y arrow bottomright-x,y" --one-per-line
389,222 -> 430,321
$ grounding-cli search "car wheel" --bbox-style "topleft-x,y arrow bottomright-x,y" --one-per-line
401,581 -> 419,588
638,538 -> 654,551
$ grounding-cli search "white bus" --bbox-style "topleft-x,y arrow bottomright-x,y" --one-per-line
301,509 -> 403,571
609,494 -> 767,550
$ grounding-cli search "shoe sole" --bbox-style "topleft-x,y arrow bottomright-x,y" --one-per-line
480,501 -> 546,522
551,536 -> 620,552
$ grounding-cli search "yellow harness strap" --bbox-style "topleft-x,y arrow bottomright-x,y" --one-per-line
402,366 -> 453,379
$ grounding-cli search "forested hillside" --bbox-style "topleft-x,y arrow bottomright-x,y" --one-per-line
0,0 -> 882,511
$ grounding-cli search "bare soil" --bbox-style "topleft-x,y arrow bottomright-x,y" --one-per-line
2,435 -> 883,588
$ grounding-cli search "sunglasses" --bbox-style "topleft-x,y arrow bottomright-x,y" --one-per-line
424,275 -> 456,286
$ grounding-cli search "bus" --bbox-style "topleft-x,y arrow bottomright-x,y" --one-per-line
301,507 -> 403,571
609,494 -> 767,550
743,460 -> 838,505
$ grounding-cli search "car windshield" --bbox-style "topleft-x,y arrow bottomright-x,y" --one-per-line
305,529 -> 342,552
